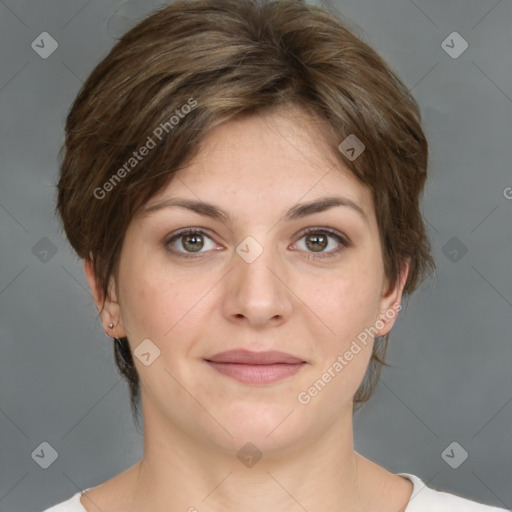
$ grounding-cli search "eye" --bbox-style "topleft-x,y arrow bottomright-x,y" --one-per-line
293,228 -> 349,259
165,227 -> 349,260
165,228 -> 220,258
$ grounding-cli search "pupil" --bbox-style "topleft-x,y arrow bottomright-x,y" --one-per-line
307,234 -> 327,252
184,234 -> 203,252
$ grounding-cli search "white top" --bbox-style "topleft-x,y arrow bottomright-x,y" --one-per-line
40,473 -> 508,511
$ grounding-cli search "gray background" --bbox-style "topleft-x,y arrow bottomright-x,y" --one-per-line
1,0 -> 511,510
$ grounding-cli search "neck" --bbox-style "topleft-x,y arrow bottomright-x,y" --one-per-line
128,405 -> 373,512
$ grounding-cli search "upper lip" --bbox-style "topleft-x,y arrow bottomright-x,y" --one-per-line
205,349 -> 304,364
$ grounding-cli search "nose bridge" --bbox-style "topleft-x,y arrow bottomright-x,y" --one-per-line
225,233 -> 291,323
235,233 -> 280,290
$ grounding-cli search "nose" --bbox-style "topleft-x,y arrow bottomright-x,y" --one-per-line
222,237 -> 293,329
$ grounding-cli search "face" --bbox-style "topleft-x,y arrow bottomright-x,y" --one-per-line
86,106 -> 408,456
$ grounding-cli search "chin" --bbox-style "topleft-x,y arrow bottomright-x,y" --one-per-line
212,402 -> 307,453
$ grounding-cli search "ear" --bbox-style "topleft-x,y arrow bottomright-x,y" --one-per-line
374,258 -> 410,337
83,258 -> 127,338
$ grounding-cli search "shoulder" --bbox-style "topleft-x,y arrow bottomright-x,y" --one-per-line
40,488 -> 92,512
399,473 -> 508,512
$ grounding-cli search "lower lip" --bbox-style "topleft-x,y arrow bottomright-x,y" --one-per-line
205,361 -> 306,384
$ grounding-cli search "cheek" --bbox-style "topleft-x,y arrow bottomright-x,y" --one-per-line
298,266 -> 382,347
298,277 -> 377,402
117,253 -> 167,339
119,260 -> 214,344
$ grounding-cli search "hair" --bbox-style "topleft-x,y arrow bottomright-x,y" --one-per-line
56,0 -> 436,426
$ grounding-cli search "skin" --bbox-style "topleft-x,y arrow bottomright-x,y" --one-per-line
83,105 -> 412,512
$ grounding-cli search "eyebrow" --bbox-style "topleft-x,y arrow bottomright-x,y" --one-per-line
142,196 -> 368,224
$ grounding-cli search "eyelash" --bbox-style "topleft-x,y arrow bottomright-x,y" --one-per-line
164,227 -> 349,260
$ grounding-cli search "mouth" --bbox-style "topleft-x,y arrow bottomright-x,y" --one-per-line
204,349 -> 306,385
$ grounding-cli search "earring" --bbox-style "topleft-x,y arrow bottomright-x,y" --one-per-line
108,323 -> 114,329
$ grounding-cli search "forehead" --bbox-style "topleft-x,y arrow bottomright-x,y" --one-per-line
141,108 -> 375,225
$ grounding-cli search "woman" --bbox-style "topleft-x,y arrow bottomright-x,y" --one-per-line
43,0 -> 507,510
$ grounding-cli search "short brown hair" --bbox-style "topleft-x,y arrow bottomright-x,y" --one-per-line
56,0 -> 436,424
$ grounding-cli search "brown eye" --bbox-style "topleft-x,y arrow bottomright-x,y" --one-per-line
305,233 -> 328,252
166,228 -> 218,257
181,232 -> 204,252
294,228 -> 349,259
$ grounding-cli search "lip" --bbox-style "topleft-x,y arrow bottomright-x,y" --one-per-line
204,349 -> 306,384
206,349 -> 304,364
